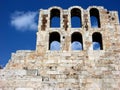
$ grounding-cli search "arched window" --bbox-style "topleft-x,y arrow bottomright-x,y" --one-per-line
50,9 -> 60,27
49,32 -> 60,50
71,8 -> 82,28
92,32 -> 103,50
90,8 -> 100,28
71,32 -> 83,50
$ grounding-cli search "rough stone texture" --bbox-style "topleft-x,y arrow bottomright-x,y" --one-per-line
0,6 -> 120,90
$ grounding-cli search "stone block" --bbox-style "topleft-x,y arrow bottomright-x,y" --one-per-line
27,69 -> 38,76
15,88 -> 34,90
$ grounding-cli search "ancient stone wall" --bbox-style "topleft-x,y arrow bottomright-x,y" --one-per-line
0,6 -> 120,90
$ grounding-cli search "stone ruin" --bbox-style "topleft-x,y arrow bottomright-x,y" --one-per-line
0,6 -> 120,90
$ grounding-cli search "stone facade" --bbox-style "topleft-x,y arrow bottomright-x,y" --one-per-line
0,6 -> 120,90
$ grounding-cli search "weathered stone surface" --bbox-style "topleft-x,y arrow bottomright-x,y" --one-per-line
0,6 -> 120,90
15,88 -> 34,90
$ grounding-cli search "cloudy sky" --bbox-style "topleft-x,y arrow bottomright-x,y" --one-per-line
0,0 -> 120,67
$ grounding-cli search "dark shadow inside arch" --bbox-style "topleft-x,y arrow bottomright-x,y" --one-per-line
90,8 -> 100,28
71,32 -> 83,50
50,9 -> 60,27
49,32 -> 60,50
71,8 -> 82,28
92,32 -> 103,50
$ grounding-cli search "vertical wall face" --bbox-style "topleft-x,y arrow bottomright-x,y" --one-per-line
36,6 -> 120,52
1,6 -> 120,90
35,6 -> 120,89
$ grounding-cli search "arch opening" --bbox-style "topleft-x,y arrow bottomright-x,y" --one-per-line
49,32 -> 60,50
50,9 -> 60,27
92,32 -> 103,50
71,8 -> 82,28
71,32 -> 83,50
90,8 -> 100,28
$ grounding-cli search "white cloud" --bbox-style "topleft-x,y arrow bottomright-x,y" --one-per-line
11,11 -> 38,31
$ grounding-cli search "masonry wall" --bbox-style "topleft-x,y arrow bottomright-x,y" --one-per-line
0,6 -> 120,90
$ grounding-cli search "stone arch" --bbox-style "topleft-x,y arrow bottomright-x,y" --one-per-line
90,8 -> 100,28
49,32 -> 61,50
71,32 -> 83,50
50,8 -> 60,27
92,32 -> 103,50
71,8 -> 82,28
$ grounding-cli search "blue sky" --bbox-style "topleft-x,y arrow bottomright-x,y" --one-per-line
0,0 -> 120,67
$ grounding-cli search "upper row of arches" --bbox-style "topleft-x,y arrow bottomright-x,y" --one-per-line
48,6 -> 101,28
